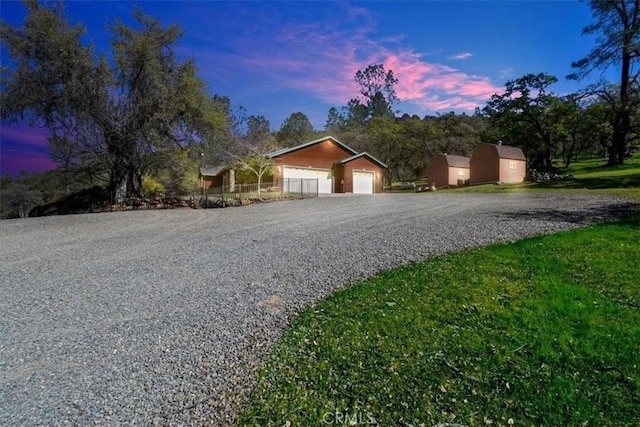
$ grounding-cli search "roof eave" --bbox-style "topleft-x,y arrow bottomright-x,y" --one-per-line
339,152 -> 388,169
266,135 -> 358,159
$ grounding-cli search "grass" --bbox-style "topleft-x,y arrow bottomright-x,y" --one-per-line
238,215 -> 640,426
438,153 -> 640,203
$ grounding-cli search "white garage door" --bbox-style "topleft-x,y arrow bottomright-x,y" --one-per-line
352,170 -> 374,194
283,167 -> 333,194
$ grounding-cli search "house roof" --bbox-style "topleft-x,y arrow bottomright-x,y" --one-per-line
200,165 -> 229,176
494,144 -> 526,161
266,135 -> 358,159
338,152 -> 388,169
443,154 -> 470,168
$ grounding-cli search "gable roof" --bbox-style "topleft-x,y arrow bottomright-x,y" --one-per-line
338,152 -> 388,169
494,144 -> 526,161
200,165 -> 229,177
266,135 -> 358,159
443,154 -> 470,168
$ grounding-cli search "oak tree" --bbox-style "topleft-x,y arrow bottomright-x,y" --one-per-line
569,0 -> 639,165
1,2 -> 214,200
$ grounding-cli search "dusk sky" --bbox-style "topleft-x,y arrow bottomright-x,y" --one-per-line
0,1 -> 617,175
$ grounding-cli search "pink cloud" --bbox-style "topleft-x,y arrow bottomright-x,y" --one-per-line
195,6 -> 503,116
263,27 -> 500,113
381,51 -> 502,111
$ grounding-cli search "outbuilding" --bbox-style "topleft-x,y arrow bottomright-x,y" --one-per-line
268,136 -> 387,194
200,165 -> 235,190
427,154 -> 470,188
470,143 -> 526,184
335,152 -> 388,194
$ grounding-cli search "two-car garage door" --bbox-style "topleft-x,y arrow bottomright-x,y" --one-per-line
283,167 -> 333,194
352,170 -> 374,194
282,167 -> 374,194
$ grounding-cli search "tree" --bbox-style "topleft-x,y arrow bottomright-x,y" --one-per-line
389,114 -> 441,180
568,0 -> 639,165
155,147 -> 199,196
1,2 -> 213,200
554,95 -> 609,167
368,117 -> 403,185
0,184 -> 43,218
354,64 -> 399,120
430,112 -> 485,157
483,73 -> 563,169
233,152 -> 275,191
325,107 -> 344,133
198,96 -> 248,167
245,115 -> 272,147
276,112 -> 315,146
226,115 -> 278,191
324,65 -> 399,153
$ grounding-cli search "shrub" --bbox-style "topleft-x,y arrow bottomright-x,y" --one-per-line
141,176 -> 166,199
0,184 -> 43,218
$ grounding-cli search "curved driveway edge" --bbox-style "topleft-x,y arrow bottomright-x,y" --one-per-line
0,193 -> 635,425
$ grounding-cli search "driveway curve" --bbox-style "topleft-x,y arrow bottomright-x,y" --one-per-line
0,193 -> 635,425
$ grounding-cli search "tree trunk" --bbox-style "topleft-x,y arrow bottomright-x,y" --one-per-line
609,112 -> 629,166
127,168 -> 142,197
114,179 -> 127,203
612,26 -> 633,166
616,110 -> 631,164
109,164 -> 127,204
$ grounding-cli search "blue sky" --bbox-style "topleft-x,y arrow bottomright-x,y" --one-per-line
0,1 -> 615,174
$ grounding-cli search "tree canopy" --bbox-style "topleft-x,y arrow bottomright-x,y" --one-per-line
276,112 -> 316,147
1,1 -> 221,199
1,0 -> 635,208
569,0 -> 639,165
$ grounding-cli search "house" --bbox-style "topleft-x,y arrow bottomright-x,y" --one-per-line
470,143 -> 526,184
267,136 -> 387,194
199,165 -> 235,190
427,154 -> 470,188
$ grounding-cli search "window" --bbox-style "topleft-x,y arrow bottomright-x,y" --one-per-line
509,161 -> 518,170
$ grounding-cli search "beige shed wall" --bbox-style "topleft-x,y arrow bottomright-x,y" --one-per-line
498,158 -> 526,183
448,167 -> 470,186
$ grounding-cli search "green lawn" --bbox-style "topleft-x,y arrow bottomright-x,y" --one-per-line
238,154 -> 639,426
238,216 -> 640,426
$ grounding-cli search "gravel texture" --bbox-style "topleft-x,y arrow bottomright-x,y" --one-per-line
0,193 -> 636,426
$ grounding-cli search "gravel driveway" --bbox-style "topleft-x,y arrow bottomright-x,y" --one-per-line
0,193 -> 635,425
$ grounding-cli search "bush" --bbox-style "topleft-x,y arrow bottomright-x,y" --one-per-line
0,184 -> 43,219
142,176 -> 166,198
30,186 -> 108,216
